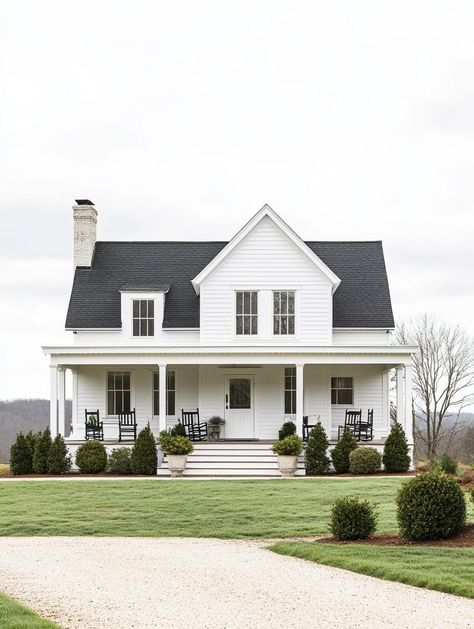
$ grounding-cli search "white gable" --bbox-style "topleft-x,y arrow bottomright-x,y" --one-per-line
192,205 -> 340,295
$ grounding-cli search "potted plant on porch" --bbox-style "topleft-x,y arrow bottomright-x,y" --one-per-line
208,415 -> 225,440
159,433 -> 194,477
272,435 -> 304,477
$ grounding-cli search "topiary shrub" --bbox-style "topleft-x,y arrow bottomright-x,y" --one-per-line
76,440 -> 107,474
272,435 -> 303,456
10,432 -> 34,475
383,422 -> 410,472
33,427 -> 52,474
331,429 -> 358,473
330,497 -> 378,540
107,448 -> 132,474
434,453 -> 458,476
349,447 -> 382,474
397,471 -> 467,540
169,423 -> 187,437
305,423 -> 330,474
47,435 -> 71,474
131,426 -> 157,475
278,421 -> 296,441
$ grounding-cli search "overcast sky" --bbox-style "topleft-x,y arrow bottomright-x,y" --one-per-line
1,1 -> 473,399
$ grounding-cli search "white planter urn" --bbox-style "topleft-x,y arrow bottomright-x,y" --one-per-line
277,455 -> 299,477
167,454 -> 188,477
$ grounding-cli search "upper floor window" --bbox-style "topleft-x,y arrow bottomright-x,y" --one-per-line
273,291 -> 295,335
133,299 -> 154,336
331,377 -> 353,405
107,371 -> 131,415
236,291 -> 258,335
153,370 -> 176,415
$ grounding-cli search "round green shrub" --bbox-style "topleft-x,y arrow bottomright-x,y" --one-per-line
33,427 -> 52,474
169,423 -> 187,437
47,434 -> 71,475
75,440 -> 107,474
278,421 -> 296,441
349,447 -> 382,474
131,426 -> 157,475
331,430 -> 358,473
383,422 -> 410,472
305,423 -> 330,474
397,471 -> 466,541
434,453 -> 458,476
160,435 -> 194,455
330,497 -> 378,540
272,435 -> 303,456
107,448 -> 132,474
10,432 -> 35,475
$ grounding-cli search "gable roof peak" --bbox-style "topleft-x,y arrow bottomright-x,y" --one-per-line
191,204 -> 341,295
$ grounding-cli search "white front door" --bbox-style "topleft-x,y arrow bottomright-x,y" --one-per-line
224,375 -> 255,439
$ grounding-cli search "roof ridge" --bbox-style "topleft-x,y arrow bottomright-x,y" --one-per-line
95,240 -> 383,245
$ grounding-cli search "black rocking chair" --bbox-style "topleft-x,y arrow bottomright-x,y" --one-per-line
181,409 -> 208,441
85,409 -> 104,441
337,409 -> 362,441
302,415 -> 319,442
118,409 -> 137,442
358,409 -> 374,441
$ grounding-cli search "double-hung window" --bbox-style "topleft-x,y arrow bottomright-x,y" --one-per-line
132,299 -> 154,337
273,291 -> 295,335
107,371 -> 131,415
153,370 -> 176,415
235,291 -> 258,335
284,367 -> 296,414
331,377 -> 354,405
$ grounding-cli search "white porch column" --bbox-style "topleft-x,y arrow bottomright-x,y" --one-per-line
70,368 -> 78,434
158,363 -> 167,433
50,366 -> 58,438
396,365 -> 405,430
404,364 -> 413,445
57,366 -> 66,436
295,363 -> 304,438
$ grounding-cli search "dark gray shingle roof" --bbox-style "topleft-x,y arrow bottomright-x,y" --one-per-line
65,240 -> 394,330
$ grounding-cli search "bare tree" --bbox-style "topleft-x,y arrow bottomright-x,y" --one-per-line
396,315 -> 474,460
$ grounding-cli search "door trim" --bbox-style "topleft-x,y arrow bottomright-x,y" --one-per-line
224,374 -> 255,439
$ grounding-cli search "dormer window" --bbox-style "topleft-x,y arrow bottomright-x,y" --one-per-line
132,299 -> 154,336
236,291 -> 258,335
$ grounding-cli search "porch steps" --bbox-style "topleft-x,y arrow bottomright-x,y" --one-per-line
157,442 -> 306,477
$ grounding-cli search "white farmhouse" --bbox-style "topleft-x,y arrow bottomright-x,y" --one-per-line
43,201 -> 415,475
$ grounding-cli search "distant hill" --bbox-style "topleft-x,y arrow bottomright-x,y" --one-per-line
0,399 -> 71,462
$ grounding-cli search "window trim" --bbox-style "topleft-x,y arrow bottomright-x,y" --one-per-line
331,376 -> 354,406
106,371 -> 132,416
235,290 -> 259,336
153,369 -> 176,416
132,299 -> 155,337
273,290 -> 296,336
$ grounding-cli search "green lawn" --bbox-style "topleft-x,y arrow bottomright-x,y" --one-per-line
0,593 -> 59,629
270,542 -> 474,599
0,478 -> 406,538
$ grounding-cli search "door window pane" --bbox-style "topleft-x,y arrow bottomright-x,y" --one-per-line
229,379 -> 251,409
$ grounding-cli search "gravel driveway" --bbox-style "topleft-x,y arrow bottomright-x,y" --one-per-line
0,537 -> 472,629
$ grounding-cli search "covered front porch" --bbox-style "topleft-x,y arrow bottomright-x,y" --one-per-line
46,345 -> 414,457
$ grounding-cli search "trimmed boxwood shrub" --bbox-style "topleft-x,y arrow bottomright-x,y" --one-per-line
434,453 -> 458,476
305,423 -> 330,474
47,434 -> 71,474
278,421 -> 296,441
107,448 -> 132,474
397,471 -> 466,540
76,440 -> 107,474
331,429 -> 358,473
10,432 -> 35,475
330,497 -> 378,540
383,422 -> 410,472
272,435 -> 303,456
131,426 -> 157,475
349,447 -> 382,474
159,434 -> 194,455
33,427 -> 52,474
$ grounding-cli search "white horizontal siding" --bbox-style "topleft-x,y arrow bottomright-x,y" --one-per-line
200,216 -> 333,345
332,330 -> 391,345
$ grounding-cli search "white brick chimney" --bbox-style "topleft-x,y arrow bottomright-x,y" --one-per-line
73,199 -> 98,267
